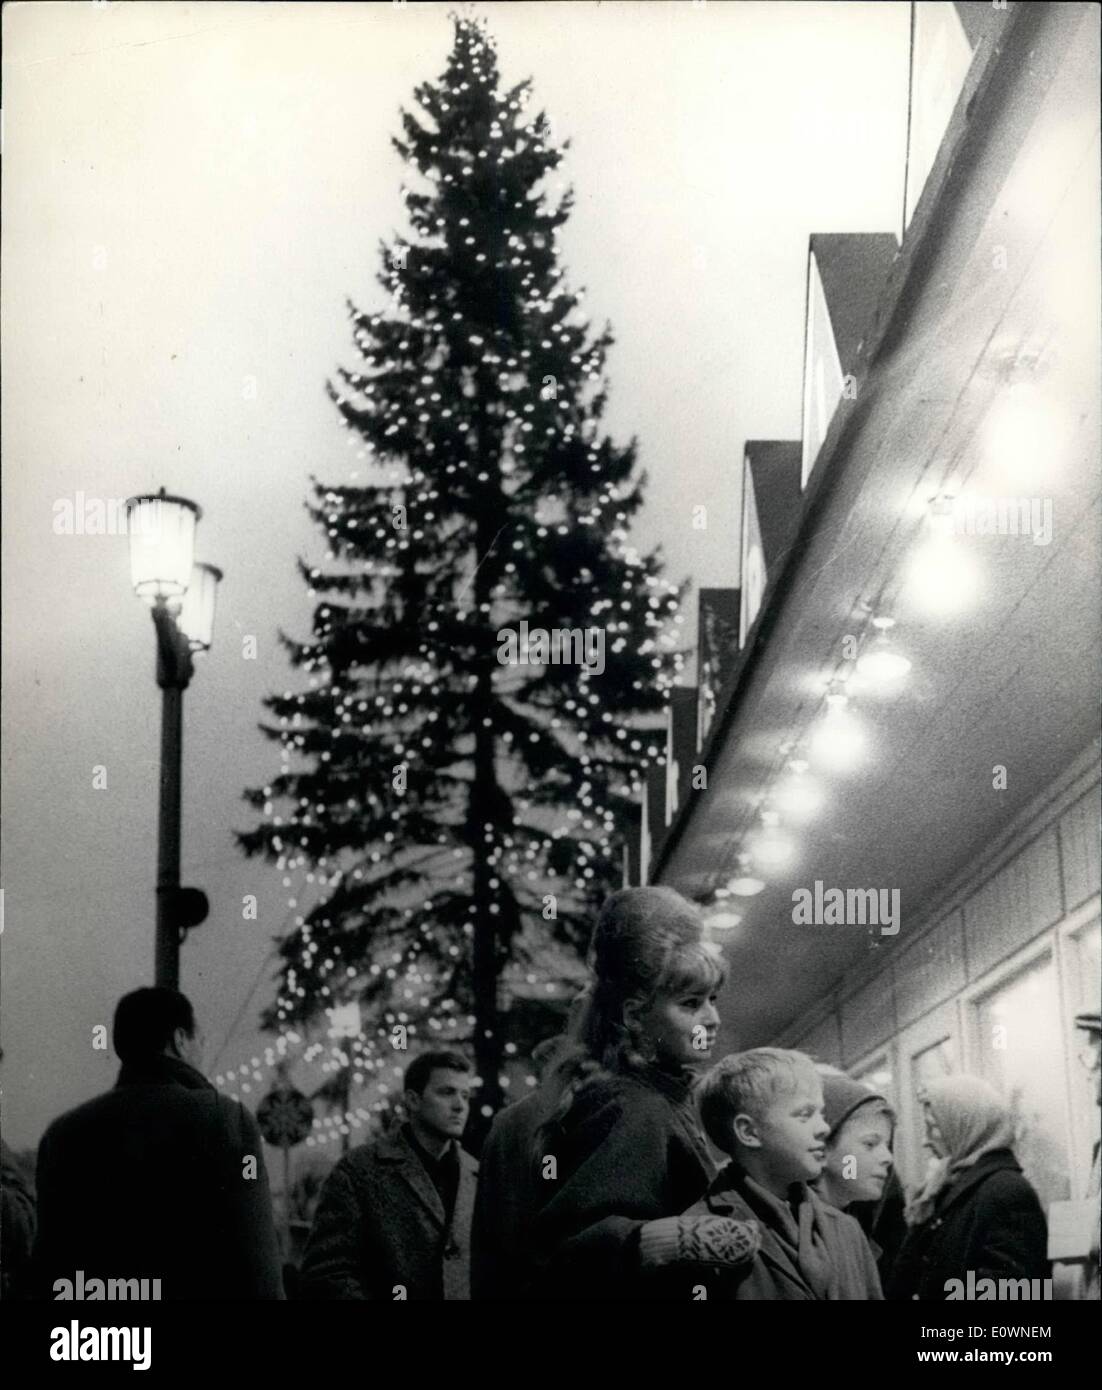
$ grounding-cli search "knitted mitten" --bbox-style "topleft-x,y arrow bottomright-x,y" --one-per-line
638,1214 -> 761,1269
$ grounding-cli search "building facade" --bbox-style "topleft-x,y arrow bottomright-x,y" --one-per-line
633,0 -> 1101,1260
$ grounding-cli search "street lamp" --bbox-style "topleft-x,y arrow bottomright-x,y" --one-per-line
125,488 -> 222,989
178,562 -> 224,652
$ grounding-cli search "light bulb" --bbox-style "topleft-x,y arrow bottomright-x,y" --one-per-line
749,830 -> 796,872
906,536 -> 982,617
727,875 -> 765,897
982,381 -> 1067,490
810,705 -> 866,772
926,489 -> 959,539
857,629 -> 912,686
774,776 -> 824,821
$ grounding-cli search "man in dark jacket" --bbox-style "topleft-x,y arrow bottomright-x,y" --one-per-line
33,988 -> 284,1300
471,1037 -> 560,1300
300,1049 -> 478,1300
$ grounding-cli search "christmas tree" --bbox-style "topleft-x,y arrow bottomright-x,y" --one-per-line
238,12 -> 683,1126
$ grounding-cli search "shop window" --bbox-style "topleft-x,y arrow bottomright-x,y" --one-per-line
970,951 -> 1071,1209
908,1036 -> 955,1185
904,1 -> 974,229
912,1036 -> 954,1091
1068,916 -> 1101,1191
853,1054 -> 896,1112
1073,918 -> 1101,1012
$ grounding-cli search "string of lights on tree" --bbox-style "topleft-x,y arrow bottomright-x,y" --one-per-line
236,12 -> 684,1126
215,1007 -> 543,1147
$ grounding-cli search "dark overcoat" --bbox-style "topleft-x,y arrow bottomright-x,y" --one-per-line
887,1149 -> 1049,1301
471,1087 -> 549,1300
33,1055 -> 284,1300
300,1128 -> 478,1300
683,1165 -> 883,1300
1,1139 -> 37,1300
850,1166 -> 908,1288
529,1068 -> 717,1300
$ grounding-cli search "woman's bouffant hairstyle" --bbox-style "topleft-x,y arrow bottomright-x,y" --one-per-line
537,887 -> 726,1143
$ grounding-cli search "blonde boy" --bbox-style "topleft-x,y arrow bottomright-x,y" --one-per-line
684,1049 -> 882,1300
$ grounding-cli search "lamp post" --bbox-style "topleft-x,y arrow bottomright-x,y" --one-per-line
125,489 -> 223,989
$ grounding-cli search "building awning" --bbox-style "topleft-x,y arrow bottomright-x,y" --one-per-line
654,3 -> 1101,1050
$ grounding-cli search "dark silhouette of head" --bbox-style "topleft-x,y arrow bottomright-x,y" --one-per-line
112,987 -> 198,1066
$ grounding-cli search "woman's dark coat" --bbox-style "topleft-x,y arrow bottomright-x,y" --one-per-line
887,1148 -> 1048,1300
529,1067 -> 716,1300
471,1087 -> 550,1300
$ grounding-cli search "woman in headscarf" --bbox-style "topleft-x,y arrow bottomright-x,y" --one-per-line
887,1075 -> 1048,1300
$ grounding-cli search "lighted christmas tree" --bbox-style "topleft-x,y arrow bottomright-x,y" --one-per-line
238,12 -> 683,1125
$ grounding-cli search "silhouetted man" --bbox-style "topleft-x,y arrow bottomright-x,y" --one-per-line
472,1036 -> 561,1300
34,987 -> 283,1299
301,1049 -> 478,1299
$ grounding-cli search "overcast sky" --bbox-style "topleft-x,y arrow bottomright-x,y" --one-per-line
1,0 -> 908,1150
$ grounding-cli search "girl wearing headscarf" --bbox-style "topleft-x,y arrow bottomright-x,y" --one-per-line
815,1069 -> 907,1285
886,1074 -> 1048,1300
815,1071 -> 896,1213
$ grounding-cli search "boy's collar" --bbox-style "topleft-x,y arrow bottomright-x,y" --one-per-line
741,1169 -> 811,1220
716,1158 -> 810,1206
711,1162 -> 851,1238
702,1165 -> 755,1221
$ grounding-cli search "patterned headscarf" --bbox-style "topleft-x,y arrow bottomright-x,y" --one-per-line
904,1074 -> 1015,1227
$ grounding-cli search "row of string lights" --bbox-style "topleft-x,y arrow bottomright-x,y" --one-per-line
703,333 -> 1060,927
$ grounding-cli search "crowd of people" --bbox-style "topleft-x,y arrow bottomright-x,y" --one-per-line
3,887 -> 1099,1301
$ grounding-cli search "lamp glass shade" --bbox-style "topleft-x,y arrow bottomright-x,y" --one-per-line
906,536 -> 982,616
811,705 -> 866,771
178,562 -> 222,651
775,775 -> 824,821
749,830 -> 796,872
126,492 -> 199,601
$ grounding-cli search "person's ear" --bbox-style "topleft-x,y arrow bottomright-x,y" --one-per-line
732,1112 -> 760,1149
404,1088 -> 420,1116
169,1027 -> 187,1059
622,997 -> 645,1031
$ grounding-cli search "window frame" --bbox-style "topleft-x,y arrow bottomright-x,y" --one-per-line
960,927 -> 1074,1209
1056,895 -> 1101,1195
896,999 -> 962,1192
